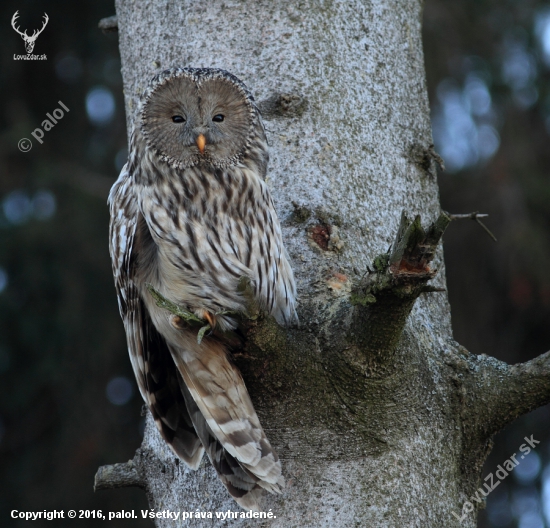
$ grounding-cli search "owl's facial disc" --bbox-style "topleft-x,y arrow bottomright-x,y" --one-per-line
142,74 -> 255,168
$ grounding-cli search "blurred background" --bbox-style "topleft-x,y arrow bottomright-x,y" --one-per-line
0,1 -> 548,527
0,1 -> 149,526
425,1 -> 550,527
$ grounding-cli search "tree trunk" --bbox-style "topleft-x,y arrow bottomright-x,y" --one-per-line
96,0 -> 550,525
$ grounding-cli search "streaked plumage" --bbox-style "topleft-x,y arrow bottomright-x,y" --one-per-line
108,67 -> 297,509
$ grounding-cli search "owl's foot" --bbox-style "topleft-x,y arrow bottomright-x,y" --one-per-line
146,285 -> 238,344
168,310 -> 213,344
146,284 -> 203,321
194,310 -> 237,344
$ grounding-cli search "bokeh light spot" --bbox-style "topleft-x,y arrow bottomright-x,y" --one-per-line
515,451 -> 541,484
86,87 -> 115,125
432,74 -> 500,173
3,190 -> 32,225
512,487 -> 540,519
542,465 -> 550,525
519,511 -> 545,528
535,11 -> 550,66
106,376 -> 134,406
0,268 -> 7,294
32,191 -> 56,221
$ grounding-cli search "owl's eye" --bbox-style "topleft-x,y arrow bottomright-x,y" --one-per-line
171,115 -> 185,123
212,114 -> 225,123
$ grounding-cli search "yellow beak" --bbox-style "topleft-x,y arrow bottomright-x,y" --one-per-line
196,134 -> 206,154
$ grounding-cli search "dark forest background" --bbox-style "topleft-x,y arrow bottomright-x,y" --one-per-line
0,1 -> 548,526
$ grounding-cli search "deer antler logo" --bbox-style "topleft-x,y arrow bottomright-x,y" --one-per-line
11,11 -> 49,54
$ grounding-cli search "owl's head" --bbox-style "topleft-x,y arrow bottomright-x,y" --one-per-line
140,67 -> 262,169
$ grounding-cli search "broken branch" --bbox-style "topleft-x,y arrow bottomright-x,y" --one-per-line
349,211 -> 450,370
98,16 -> 118,33
94,460 -> 143,491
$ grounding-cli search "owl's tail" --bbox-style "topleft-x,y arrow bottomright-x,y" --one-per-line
177,373 -> 268,510
168,337 -> 284,510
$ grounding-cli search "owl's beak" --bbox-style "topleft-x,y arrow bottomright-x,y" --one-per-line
196,134 -> 206,154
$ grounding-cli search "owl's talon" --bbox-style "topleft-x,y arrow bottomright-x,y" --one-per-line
170,315 -> 185,329
204,312 -> 215,327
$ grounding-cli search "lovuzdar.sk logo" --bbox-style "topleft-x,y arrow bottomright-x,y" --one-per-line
12,11 -> 48,61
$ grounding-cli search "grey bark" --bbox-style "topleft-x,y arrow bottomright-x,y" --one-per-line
96,0 -> 550,526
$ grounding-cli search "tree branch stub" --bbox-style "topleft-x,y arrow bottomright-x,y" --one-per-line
94,459 -> 144,491
349,211 -> 450,371
98,16 -> 118,33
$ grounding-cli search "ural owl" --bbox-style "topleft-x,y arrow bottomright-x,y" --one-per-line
108,67 -> 297,510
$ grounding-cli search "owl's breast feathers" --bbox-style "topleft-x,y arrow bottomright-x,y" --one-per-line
134,151 -> 297,326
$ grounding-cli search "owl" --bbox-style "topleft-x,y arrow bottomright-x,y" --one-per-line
108,67 -> 297,510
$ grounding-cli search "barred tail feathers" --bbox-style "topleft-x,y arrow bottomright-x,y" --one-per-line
168,338 -> 284,502
176,370 -> 266,510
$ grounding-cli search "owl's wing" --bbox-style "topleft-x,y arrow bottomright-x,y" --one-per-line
108,164 -> 204,468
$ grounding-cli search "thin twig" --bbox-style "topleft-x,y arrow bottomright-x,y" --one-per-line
445,211 -> 497,242
474,217 -> 497,242
446,213 -> 488,220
